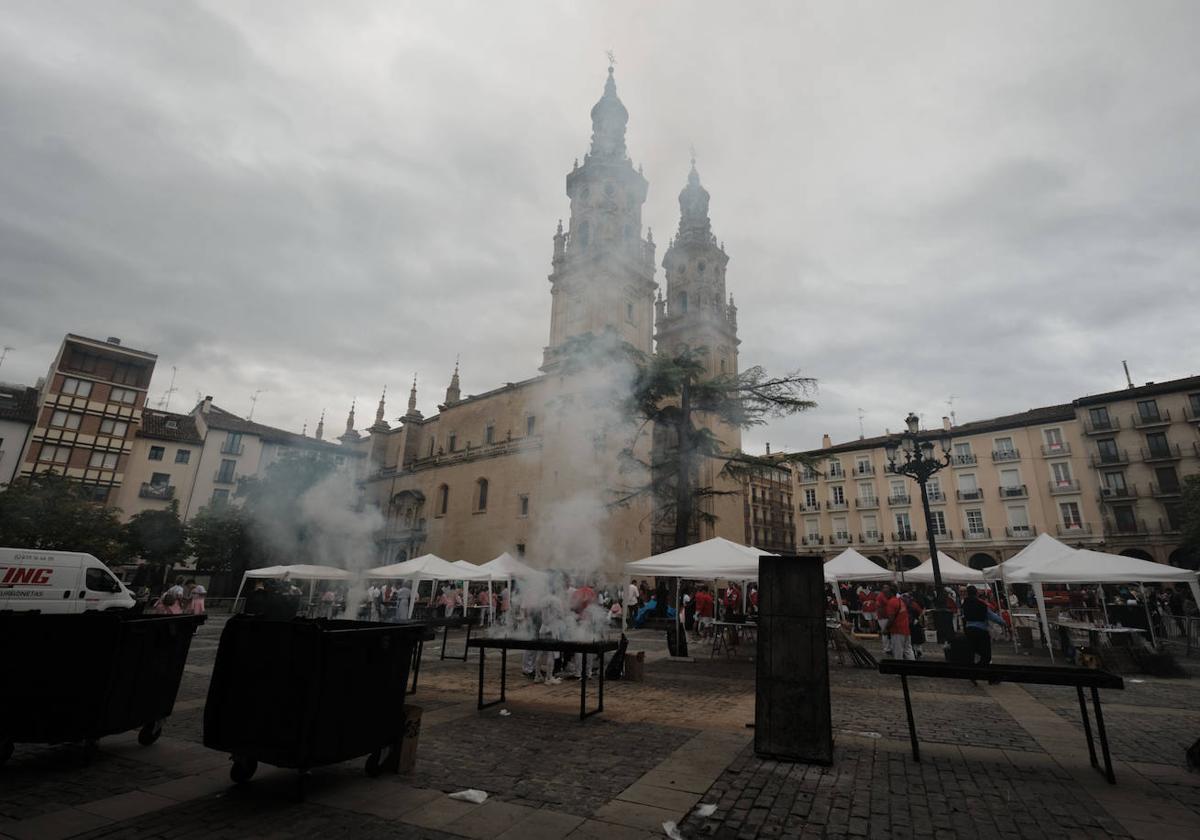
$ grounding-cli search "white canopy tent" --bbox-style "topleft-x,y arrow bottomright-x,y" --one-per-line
624,537 -> 776,580
822,548 -> 893,617
905,552 -> 986,584
473,552 -> 548,624
368,553 -> 490,618
233,564 -> 355,611
982,533 -> 1076,582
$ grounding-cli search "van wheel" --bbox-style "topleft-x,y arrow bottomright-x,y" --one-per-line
138,721 -> 163,746
1,740 -> 13,766
230,756 -> 257,784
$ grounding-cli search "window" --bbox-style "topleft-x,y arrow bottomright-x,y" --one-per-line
61,377 -> 93,397
1096,438 -> 1120,462
831,485 -> 845,505
175,449 -> 191,464
1190,393 -> 1200,417
109,387 -> 137,405
1136,399 -> 1160,422
833,517 -> 848,540
484,424 -> 495,445
952,442 -> 973,464
49,410 -> 82,430
1008,506 -> 1030,532
827,459 -> 843,478
148,446 -> 165,461
1000,468 -> 1020,489
965,509 -> 985,535
516,543 -> 526,557
428,437 -> 436,457
926,476 -> 942,499
1043,428 -> 1065,450
216,459 -> 236,483
1165,503 -> 1183,531
476,478 -> 489,512
805,517 -> 819,539
855,456 -> 871,475
1051,462 -> 1073,485
1088,407 -> 1111,429
85,567 -> 122,593
82,485 -> 110,503
39,444 -> 71,464
1112,505 -> 1138,533
1102,471 -> 1127,494
437,484 -> 449,515
1154,467 -> 1180,493
679,293 -> 688,313
448,432 -> 457,452
99,419 -> 128,437
894,512 -> 912,536
211,488 -> 230,506
994,437 -> 1015,454
1060,502 -> 1082,528
1145,431 -> 1170,457
519,494 -> 530,516
889,479 -> 907,501
526,415 -> 536,436
857,482 -> 875,502
89,451 -> 118,469
112,363 -> 141,386
803,488 -> 817,508
930,510 -> 947,535
222,432 -> 243,455
150,472 -> 170,487
66,349 -> 100,373
862,514 -> 879,539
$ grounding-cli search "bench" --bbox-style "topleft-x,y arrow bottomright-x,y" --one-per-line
878,660 -> 1125,783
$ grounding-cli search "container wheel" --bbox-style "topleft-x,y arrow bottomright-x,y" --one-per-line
230,756 -> 257,784
364,749 -> 382,777
0,740 -> 12,766
138,721 -> 163,746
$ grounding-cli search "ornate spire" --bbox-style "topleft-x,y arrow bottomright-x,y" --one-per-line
677,157 -> 712,243
375,386 -> 387,424
407,375 -> 418,414
444,358 -> 461,407
315,410 -> 325,441
345,400 -> 356,433
589,64 -> 628,160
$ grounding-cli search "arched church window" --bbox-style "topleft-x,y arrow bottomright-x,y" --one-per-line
679,293 -> 688,314
577,221 -> 590,249
476,478 -> 489,512
698,261 -> 706,273
437,484 -> 449,516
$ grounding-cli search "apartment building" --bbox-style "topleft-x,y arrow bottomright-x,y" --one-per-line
0,384 -> 38,486
111,409 -> 204,518
741,460 -> 796,554
789,373 -> 1199,570
17,334 -> 157,503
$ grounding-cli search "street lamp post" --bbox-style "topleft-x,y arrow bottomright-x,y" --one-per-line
885,412 -> 955,647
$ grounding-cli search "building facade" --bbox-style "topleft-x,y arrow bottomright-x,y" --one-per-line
0,384 -> 38,487
788,374 -> 1200,570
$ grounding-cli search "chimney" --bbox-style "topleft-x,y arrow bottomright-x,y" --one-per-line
201,395 -> 212,414
942,415 -> 951,431
821,433 -> 832,450
106,337 -> 121,345
765,442 -> 771,455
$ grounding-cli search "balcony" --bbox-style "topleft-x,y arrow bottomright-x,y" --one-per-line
929,529 -> 951,541
855,497 -> 879,509
139,482 -> 175,500
1048,479 -> 1080,495
1005,526 -> 1037,540
1131,409 -> 1171,429
799,472 -> 819,484
1159,518 -> 1181,535
859,531 -> 884,544
798,502 -> 820,513
951,453 -> 977,467
827,468 -> 845,480
220,442 -> 245,455
852,464 -> 876,477
1040,442 -> 1071,457
926,490 -> 947,503
1056,523 -> 1092,536
887,494 -> 911,506
998,484 -> 1028,499
956,488 -> 984,501
832,534 -> 853,546
1099,485 -> 1138,502
826,500 -> 848,511
963,528 -> 992,541
1083,416 -> 1120,435
892,530 -> 918,542
213,470 -> 237,484
992,449 -> 1021,463
1105,518 -> 1150,537
1149,482 -> 1182,498
1185,402 -> 1200,424
801,535 -> 824,546
1141,443 -> 1182,462
1089,450 -> 1129,468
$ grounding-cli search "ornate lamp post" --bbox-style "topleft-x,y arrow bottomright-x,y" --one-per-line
885,412 -> 954,645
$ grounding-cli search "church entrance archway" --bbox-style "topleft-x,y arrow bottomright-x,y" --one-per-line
968,553 -> 996,570
1119,548 -> 1154,562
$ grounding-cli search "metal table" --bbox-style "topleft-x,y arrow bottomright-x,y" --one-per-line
710,621 -> 757,658
391,615 -> 477,694
467,637 -> 619,720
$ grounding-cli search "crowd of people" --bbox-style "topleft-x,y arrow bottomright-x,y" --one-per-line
142,576 -> 206,616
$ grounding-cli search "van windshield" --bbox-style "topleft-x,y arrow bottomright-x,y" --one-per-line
85,568 -> 122,593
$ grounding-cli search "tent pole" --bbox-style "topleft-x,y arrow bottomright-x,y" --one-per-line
1034,581 -> 1053,665
232,573 -> 249,614
832,577 -> 844,621
1139,583 -> 1157,647
1099,587 -> 1110,626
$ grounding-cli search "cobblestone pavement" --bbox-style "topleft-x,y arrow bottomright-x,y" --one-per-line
2,616 -> 1197,840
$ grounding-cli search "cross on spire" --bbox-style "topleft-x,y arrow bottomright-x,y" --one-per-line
605,49 -> 616,69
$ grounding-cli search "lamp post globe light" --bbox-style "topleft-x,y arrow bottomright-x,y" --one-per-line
885,412 -> 955,647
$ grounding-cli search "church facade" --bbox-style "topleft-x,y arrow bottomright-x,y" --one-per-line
357,67 -> 747,576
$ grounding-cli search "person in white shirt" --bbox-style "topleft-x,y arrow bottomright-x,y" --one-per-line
626,581 -> 640,624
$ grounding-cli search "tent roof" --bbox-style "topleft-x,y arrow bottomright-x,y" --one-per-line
983,533 -> 1075,581
823,548 -> 891,583
625,537 -> 776,579
904,552 -> 985,584
243,564 -> 354,581
477,552 -> 545,581
1024,549 -> 1200,584
368,553 -> 489,581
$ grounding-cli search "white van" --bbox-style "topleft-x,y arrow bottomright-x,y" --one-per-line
0,548 -> 135,613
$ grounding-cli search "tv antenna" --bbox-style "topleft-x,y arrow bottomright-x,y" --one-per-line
248,388 -> 268,420
156,366 -> 178,411
857,408 -> 865,440
0,345 -> 12,371
945,394 -> 958,426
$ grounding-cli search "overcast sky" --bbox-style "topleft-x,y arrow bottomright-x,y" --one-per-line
2,1 -> 1198,452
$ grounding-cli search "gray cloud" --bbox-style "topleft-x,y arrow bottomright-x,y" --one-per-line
0,0 -> 1197,451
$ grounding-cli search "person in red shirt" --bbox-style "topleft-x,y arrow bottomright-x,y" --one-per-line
879,584 -> 914,660
694,586 -> 715,638
859,589 -> 878,634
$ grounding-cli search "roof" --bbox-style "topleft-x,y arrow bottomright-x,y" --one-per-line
0,384 -> 39,424
64,333 -> 157,361
137,410 -> 203,444
1073,373 -> 1200,407
200,404 -> 365,457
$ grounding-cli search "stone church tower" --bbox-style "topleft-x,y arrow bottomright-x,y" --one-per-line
542,65 -> 657,369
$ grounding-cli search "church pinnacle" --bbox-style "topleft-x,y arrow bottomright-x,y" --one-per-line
315,410 -> 325,441
401,376 -> 422,423
444,359 -> 461,406
589,64 -> 628,160
339,399 -> 364,444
